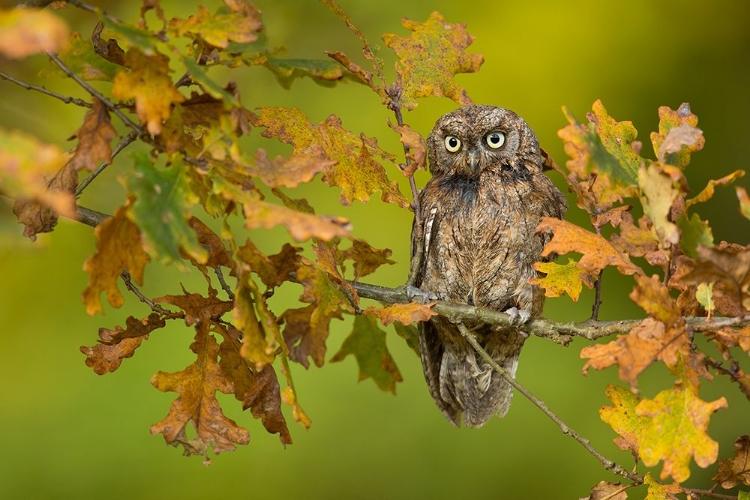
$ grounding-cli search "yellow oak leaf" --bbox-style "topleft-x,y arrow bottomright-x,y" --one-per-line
643,473 -> 682,500
532,258 -> 591,301
80,314 -> 164,374
639,163 -> 680,247
650,103 -> 705,169
112,48 -> 185,134
687,169 -> 745,208
636,373 -> 728,482
382,11 -> 483,110
600,384 -> 648,457
168,3 -> 261,48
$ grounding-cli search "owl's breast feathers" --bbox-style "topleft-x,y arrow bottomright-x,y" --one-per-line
415,166 -> 565,312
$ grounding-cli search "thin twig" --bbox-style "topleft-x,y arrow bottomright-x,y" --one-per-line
682,488 -> 738,500
120,270 -> 172,315
592,271 -> 603,320
64,0 -> 123,24
75,131 -> 139,196
215,266 -> 235,301
0,70 -> 92,108
455,321 -> 642,483
46,53 -> 142,133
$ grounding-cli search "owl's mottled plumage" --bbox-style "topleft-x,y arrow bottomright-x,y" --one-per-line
412,105 -> 566,427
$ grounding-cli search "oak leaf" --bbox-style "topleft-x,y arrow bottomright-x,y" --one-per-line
364,302 -> 437,326
0,7 -> 69,59
608,213 -> 660,259
687,170 -> 745,208
600,384 -> 647,457
217,328 -> 292,445
582,481 -> 628,500
151,329 -> 250,456
330,314 -> 403,394
38,31 -> 121,81
326,50 -> 385,99
677,213 -> 714,259
243,195 -> 352,242
254,107 -> 407,206
643,473 -> 682,500
249,148 -> 334,189
650,103 -> 704,169
265,57 -> 345,89
638,163 -> 680,247
341,238 -> 395,280
382,12 -> 483,110
682,244 -> 750,316
112,48 -> 185,134
68,98 -> 117,172
187,217 -> 235,270
537,217 -> 641,277
233,271 -> 277,368
80,313 -> 164,375
125,154 -> 208,268
389,122 -> 427,176
738,186 -> 750,220
237,240 -> 301,290
713,435 -> 750,489
82,203 -> 151,315
629,274 -> 681,326
168,3 -> 261,48
636,368 -> 728,482
532,258 -> 591,301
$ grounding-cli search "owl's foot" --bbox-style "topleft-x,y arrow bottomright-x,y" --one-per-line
504,307 -> 531,326
404,286 -> 439,304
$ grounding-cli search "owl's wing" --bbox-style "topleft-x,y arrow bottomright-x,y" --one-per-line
409,190 -> 440,288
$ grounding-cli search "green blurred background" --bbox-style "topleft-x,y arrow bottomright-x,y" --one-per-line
1,0 -> 749,498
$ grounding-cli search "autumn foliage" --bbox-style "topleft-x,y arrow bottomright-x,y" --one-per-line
0,1 -> 749,498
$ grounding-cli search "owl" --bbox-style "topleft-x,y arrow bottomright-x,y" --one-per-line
411,105 -> 567,427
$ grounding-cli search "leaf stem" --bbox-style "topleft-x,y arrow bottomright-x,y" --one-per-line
120,269 -> 173,316
455,321 -> 642,483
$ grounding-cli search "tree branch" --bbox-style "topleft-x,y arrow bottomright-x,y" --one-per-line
75,131 -> 139,196
0,69 -> 92,108
454,321 -> 643,483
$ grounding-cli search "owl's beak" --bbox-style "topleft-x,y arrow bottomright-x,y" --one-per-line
468,149 -> 480,171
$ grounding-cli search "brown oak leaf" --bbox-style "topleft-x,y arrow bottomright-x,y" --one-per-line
68,97 -> 117,171
713,435 -> 750,489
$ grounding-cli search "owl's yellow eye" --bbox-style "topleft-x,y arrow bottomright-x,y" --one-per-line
444,135 -> 462,153
486,132 -> 506,149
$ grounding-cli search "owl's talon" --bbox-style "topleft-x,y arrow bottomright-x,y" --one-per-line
505,307 -> 531,326
405,285 -> 439,303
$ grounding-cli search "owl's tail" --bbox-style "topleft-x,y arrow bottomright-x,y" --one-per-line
419,321 -> 525,428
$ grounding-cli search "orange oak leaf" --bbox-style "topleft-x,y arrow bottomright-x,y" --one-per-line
382,11 -> 483,110
650,103 -> 704,169
0,7 -> 69,59
636,385 -> 727,482
187,217 -> 235,270
389,122 -> 427,176
609,213 -> 661,260
713,435 -> 750,489
68,97 -> 117,171
253,107 -> 407,206
629,274 -> 681,326
82,203 -> 150,315
150,329 -> 250,456
168,3 -> 261,48
330,314 -> 403,394
532,258 -> 592,301
112,48 -> 185,134
537,217 -> 641,277
600,384 -> 647,458
236,240 -> 301,290
582,318 -> 666,388
217,325 -> 292,445
364,302 -> 437,326
80,313 -> 165,375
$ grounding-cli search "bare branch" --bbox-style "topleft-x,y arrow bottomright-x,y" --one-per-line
215,266 -> 235,301
75,130 -> 139,196
0,70 -> 92,108
455,321 -> 643,483
46,53 -> 142,133
120,269 -> 173,316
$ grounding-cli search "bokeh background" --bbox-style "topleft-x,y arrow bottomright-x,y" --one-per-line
1,0 -> 749,498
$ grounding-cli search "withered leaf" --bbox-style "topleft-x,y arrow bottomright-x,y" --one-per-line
389,122 -> 426,176
330,314 -> 403,394
250,148 -> 334,189
682,244 -> 750,316
713,435 -> 750,489
629,274 -> 681,326
80,313 -> 164,375
382,12 -> 483,110
187,217 -> 235,270
638,163 -> 680,248
254,107 -> 407,207
150,329 -> 250,456
243,195 -> 352,242
341,238 -> 394,280
582,481 -> 628,500
82,202 -> 150,315
69,98 -> 117,172
687,170 -> 745,208
233,270 -> 276,368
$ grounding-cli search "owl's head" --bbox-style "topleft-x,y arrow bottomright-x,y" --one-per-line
426,105 -> 542,179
